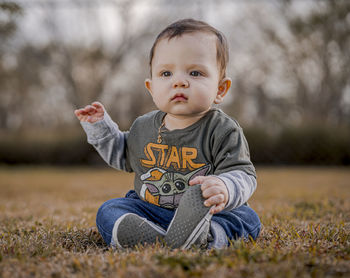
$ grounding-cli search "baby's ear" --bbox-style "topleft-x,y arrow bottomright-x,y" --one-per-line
145,79 -> 153,95
214,78 -> 231,104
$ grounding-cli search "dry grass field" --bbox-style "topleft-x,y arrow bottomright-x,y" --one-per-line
0,166 -> 349,277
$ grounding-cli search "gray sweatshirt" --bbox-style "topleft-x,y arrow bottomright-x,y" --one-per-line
81,108 -> 257,211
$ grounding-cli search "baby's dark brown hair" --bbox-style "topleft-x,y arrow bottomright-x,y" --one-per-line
149,18 -> 229,80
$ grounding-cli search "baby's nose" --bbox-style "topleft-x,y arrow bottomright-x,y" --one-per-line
172,75 -> 189,88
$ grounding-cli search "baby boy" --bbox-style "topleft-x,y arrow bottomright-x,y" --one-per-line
75,18 -> 260,249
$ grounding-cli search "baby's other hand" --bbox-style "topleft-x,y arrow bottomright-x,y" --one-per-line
74,102 -> 105,123
189,176 -> 228,214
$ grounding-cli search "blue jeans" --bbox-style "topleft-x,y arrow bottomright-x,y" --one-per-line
96,190 -> 261,247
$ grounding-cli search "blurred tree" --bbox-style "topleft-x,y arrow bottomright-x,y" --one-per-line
0,0 -> 207,130
0,2 -> 21,38
285,0 -> 350,126
0,0 -> 158,130
35,0 -> 158,129
227,0 -> 350,128
3,0 -> 349,131
0,2 -> 22,129
43,1 -> 149,107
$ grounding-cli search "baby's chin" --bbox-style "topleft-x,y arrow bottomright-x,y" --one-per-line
162,105 -> 211,117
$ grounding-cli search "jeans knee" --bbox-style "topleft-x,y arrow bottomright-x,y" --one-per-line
96,202 -> 106,223
95,198 -> 134,228
247,207 -> 261,240
95,199 -> 115,227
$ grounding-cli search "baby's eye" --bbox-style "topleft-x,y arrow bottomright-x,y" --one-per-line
190,71 -> 202,77
161,71 -> 172,77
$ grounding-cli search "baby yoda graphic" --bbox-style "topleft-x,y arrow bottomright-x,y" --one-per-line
140,165 -> 210,209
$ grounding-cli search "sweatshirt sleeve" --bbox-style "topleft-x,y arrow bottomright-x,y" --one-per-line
212,125 -> 256,178
218,170 -> 257,210
80,111 -> 130,172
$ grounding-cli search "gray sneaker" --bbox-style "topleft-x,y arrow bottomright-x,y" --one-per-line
111,213 -> 166,249
164,184 -> 212,249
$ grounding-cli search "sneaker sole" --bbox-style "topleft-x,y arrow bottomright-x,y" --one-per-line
164,184 -> 212,249
112,213 -> 165,249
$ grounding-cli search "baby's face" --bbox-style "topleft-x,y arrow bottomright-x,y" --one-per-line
145,32 -> 227,119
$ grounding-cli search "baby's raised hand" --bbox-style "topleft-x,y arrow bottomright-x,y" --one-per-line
74,102 -> 105,123
189,176 -> 228,214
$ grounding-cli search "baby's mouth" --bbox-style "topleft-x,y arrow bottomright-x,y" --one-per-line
171,93 -> 188,102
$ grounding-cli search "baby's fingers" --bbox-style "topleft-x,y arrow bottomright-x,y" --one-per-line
74,109 -> 81,117
204,193 -> 225,207
209,203 -> 225,214
91,101 -> 104,111
189,176 -> 205,186
74,109 -> 86,119
84,105 -> 97,115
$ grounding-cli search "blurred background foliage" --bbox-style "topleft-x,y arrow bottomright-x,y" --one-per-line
0,0 -> 349,166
